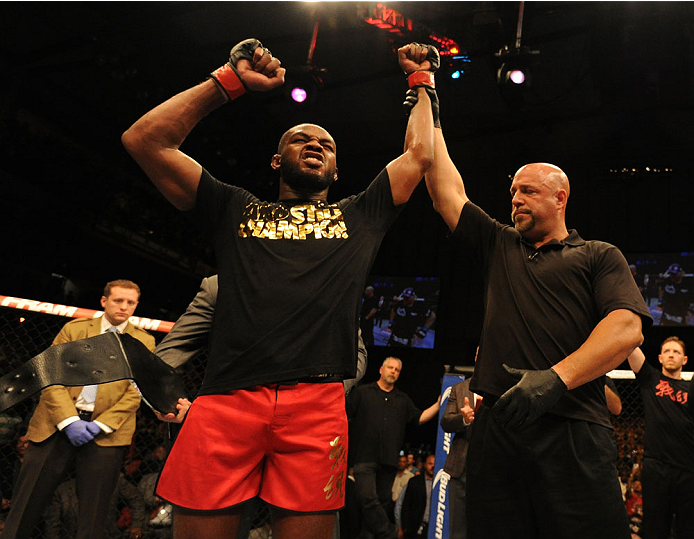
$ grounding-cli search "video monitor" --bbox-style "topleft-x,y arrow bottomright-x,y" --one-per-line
359,276 -> 439,348
625,251 -> 694,326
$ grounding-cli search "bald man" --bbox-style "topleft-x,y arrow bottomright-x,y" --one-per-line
420,97 -> 651,536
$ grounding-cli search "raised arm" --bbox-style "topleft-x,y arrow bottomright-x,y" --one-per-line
385,43 -> 436,206
121,39 -> 285,210
425,129 -> 469,232
626,346 -> 646,375
400,64 -> 468,231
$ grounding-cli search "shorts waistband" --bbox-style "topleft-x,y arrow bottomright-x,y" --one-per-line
275,374 -> 344,385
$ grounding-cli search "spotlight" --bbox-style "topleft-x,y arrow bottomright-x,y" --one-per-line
284,65 -> 325,106
495,45 -> 539,105
496,46 -> 537,87
290,86 -> 309,103
507,69 -> 526,85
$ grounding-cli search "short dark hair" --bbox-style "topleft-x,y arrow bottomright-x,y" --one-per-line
661,336 -> 686,355
103,279 -> 141,300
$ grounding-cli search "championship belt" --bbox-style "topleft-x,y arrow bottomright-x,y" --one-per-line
0,333 -> 186,415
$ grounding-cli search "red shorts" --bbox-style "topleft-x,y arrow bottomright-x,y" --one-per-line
156,382 -> 348,512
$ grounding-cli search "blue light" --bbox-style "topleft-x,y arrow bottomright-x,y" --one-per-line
451,70 -> 462,79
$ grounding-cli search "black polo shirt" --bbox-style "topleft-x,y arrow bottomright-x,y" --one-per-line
454,202 -> 651,427
347,382 -> 421,466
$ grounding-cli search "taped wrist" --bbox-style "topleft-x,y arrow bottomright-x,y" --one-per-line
209,63 -> 249,101
407,70 -> 435,89
403,86 -> 441,128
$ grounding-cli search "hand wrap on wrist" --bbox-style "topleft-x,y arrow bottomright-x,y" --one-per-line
402,87 -> 441,128
209,38 -> 262,101
402,44 -> 441,127
407,70 -> 435,89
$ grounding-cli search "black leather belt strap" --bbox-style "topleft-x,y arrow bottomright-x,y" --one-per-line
0,333 -> 186,415
77,410 -> 93,421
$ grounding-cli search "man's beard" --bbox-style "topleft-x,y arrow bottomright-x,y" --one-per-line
282,160 -> 335,193
512,209 -> 535,234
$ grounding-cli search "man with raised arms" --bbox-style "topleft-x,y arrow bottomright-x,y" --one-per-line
122,38 -> 438,539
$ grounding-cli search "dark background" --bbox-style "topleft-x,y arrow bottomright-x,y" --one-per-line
2,1 -> 693,445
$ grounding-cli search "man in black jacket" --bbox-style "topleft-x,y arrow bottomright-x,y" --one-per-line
399,454 -> 435,539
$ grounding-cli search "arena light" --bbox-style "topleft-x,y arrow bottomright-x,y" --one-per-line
359,3 -> 462,56
496,46 -> 537,88
494,2 -> 539,104
508,68 -> 526,85
443,54 -> 471,82
284,67 -> 324,106
285,19 -> 325,106
290,86 -> 309,103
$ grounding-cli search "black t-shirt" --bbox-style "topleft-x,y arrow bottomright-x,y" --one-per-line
360,294 -> 379,322
636,361 -> 694,471
454,202 -> 652,427
660,278 -> 693,326
193,168 -> 402,394
347,382 -> 421,466
390,303 -> 431,340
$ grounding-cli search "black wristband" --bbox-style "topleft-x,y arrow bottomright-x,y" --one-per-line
402,87 -> 440,128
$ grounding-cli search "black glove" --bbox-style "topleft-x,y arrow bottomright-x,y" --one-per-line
403,87 -> 440,128
492,365 -> 567,430
210,38 -> 263,100
404,43 -> 441,75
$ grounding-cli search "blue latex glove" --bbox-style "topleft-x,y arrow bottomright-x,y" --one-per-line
64,420 -> 97,446
86,421 -> 102,436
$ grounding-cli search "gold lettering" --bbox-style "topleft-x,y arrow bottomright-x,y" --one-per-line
329,436 -> 347,470
237,202 -> 348,240
290,206 -> 306,224
323,471 -> 345,500
306,205 -> 316,222
251,220 -> 265,237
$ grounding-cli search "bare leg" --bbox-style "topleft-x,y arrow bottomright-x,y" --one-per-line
173,505 -> 243,539
272,508 -> 336,539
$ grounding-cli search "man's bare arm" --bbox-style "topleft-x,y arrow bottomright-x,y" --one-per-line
385,44 -> 436,206
121,42 -> 284,211
424,129 -> 469,232
604,383 -> 622,415
418,397 -> 441,425
553,309 -> 644,390
626,346 -> 646,375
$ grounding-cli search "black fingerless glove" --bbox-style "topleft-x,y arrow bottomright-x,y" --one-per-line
402,44 -> 441,128
491,365 -> 567,430
209,38 -> 262,100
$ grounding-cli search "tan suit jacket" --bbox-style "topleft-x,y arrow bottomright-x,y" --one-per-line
26,317 -> 156,447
